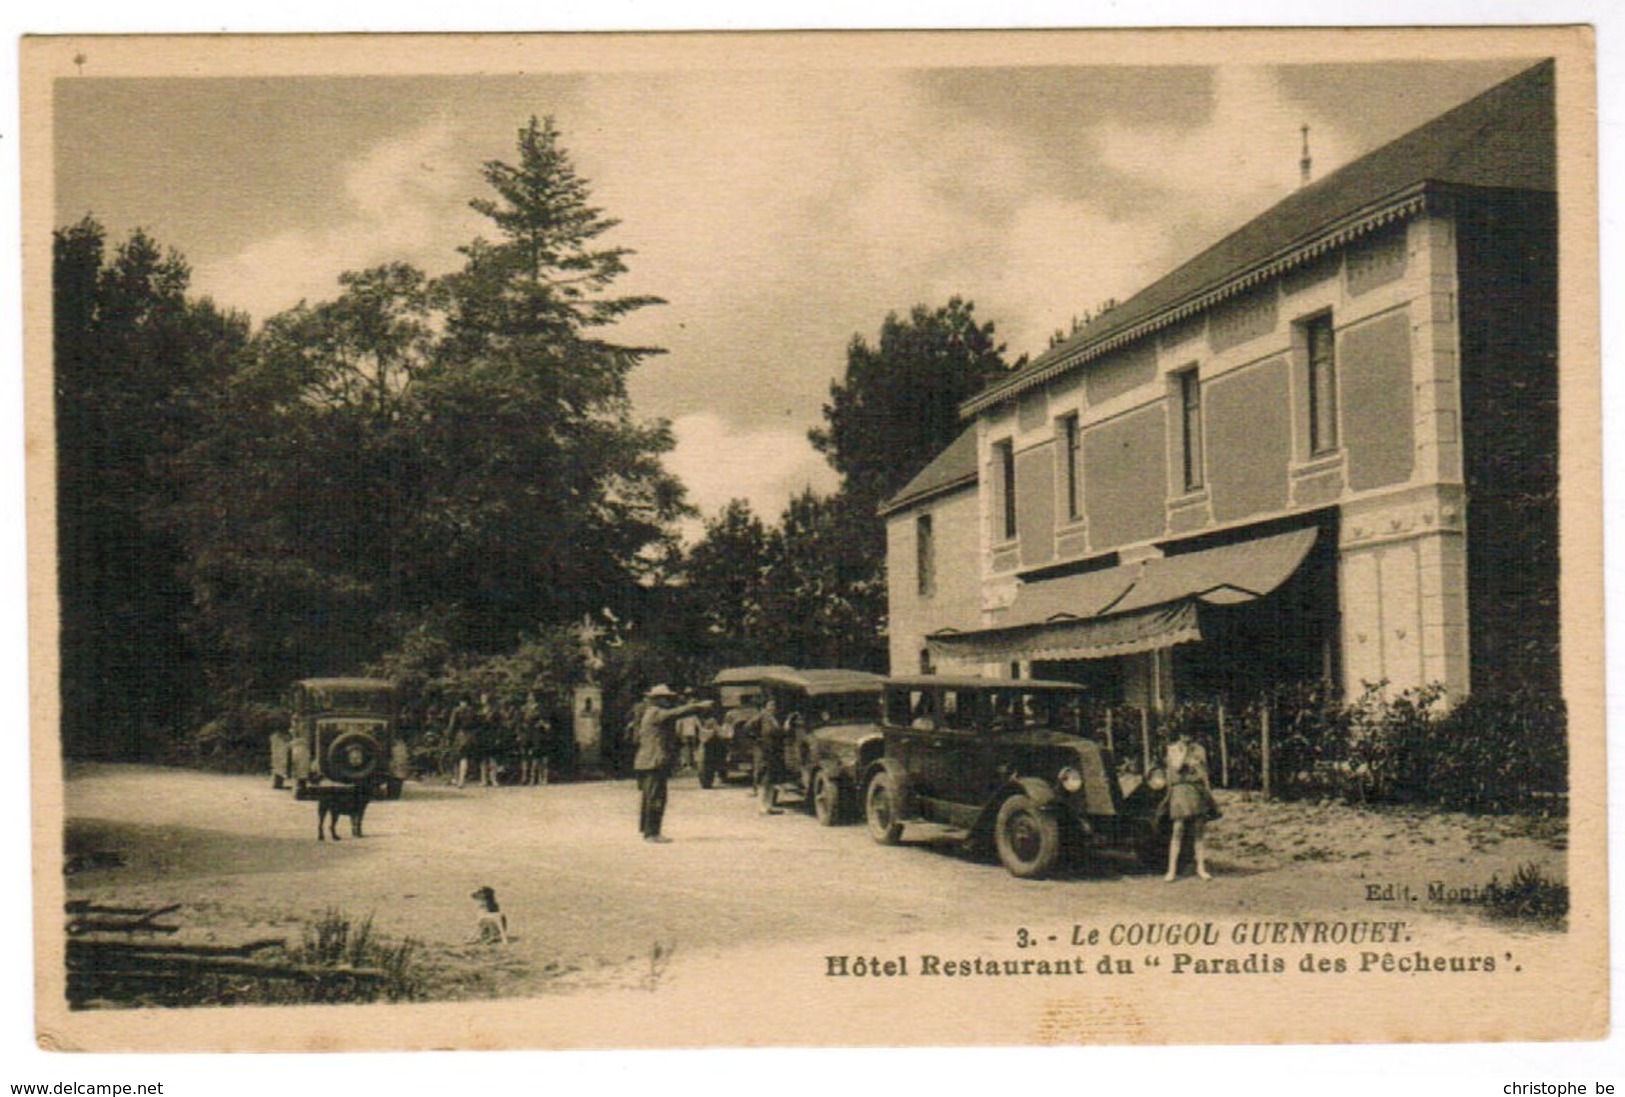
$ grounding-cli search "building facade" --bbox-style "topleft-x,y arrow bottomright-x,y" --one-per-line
882,61 -> 1557,710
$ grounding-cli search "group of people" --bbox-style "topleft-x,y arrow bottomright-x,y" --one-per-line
441,691 -> 556,788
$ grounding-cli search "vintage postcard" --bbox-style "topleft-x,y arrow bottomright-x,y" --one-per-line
19,25 -> 1605,1053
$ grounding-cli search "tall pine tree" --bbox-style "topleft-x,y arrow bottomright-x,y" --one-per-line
425,116 -> 687,647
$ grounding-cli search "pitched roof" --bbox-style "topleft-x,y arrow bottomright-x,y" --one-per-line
877,424 -> 979,516
963,59 -> 1555,417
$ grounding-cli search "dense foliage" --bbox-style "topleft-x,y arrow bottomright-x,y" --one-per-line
56,118 -> 686,758
54,219 -> 252,759
1104,684 -> 1567,814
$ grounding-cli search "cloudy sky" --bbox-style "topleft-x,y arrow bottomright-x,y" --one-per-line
49,38 -> 1536,532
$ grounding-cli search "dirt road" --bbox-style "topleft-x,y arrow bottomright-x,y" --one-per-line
59,763 -> 1566,1012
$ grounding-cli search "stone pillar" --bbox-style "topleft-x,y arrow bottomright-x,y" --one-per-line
1338,485 -> 1469,701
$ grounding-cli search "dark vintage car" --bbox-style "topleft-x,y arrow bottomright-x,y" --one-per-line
862,675 -> 1163,878
753,668 -> 884,825
276,677 -> 405,801
698,665 -> 795,788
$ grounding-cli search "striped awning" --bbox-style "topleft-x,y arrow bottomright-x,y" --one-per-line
929,599 -> 1202,662
929,527 -> 1316,662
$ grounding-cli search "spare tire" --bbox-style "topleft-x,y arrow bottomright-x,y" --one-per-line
325,731 -> 383,783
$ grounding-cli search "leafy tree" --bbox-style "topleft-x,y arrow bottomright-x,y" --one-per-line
758,489 -> 888,671
1047,297 -> 1120,349
680,499 -> 774,663
166,262 -> 438,702
810,296 -> 1011,513
782,298 -> 1013,672
54,217 -> 251,757
166,116 -> 688,707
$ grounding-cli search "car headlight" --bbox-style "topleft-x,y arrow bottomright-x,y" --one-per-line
1146,767 -> 1168,792
1057,766 -> 1085,793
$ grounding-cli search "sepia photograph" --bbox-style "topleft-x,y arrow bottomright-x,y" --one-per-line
12,15 -> 1611,1069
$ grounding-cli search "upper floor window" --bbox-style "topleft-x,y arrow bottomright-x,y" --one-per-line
994,438 -> 1017,541
915,512 -> 935,597
1177,367 -> 1204,492
1306,313 -> 1339,455
1059,413 -> 1081,520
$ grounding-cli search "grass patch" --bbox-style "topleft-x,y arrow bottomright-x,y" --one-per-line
1481,862 -> 1568,929
71,907 -> 423,1009
290,907 -> 423,1003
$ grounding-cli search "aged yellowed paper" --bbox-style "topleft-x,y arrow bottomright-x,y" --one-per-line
21,25 -> 1604,1052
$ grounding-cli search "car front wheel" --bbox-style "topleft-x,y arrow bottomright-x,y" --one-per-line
865,771 -> 904,845
994,794 -> 1062,878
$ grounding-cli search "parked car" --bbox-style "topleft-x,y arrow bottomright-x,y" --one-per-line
753,669 -> 884,825
862,675 -> 1163,878
280,677 -> 404,801
699,666 -> 795,788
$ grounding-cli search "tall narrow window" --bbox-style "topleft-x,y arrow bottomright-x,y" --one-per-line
915,513 -> 935,597
1060,413 -> 1081,520
995,438 -> 1017,541
1307,313 -> 1338,455
1178,367 -> 1204,491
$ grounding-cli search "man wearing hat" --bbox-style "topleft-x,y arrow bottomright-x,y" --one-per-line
634,685 -> 713,842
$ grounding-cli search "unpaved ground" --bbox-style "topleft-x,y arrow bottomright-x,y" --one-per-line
59,763 -> 1567,1008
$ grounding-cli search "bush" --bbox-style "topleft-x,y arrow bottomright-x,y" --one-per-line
1481,862 -> 1568,928
1419,691 -> 1568,814
292,907 -> 422,1003
1108,682 -> 1566,812
191,701 -> 288,775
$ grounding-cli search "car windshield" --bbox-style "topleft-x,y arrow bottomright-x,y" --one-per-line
985,688 -> 1083,733
809,692 -> 880,726
885,685 -> 1084,732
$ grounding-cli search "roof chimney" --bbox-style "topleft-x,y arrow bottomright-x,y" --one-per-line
1299,123 -> 1312,186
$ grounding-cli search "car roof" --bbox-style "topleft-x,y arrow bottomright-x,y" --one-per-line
757,668 -> 884,696
295,677 -> 395,690
883,674 -> 1087,692
710,665 -> 797,685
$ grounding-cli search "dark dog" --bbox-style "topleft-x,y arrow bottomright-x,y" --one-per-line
470,886 -> 509,944
316,785 -> 370,841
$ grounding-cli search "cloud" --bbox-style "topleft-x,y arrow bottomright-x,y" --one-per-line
665,412 -> 840,541
957,65 -> 1366,361
1091,66 -> 1362,258
192,117 -> 484,321
183,64 -> 1372,527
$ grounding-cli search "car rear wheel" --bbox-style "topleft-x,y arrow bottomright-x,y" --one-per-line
812,768 -> 843,826
995,795 -> 1061,878
865,770 -> 904,845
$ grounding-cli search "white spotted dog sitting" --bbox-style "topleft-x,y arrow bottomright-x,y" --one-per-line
470,886 -> 509,944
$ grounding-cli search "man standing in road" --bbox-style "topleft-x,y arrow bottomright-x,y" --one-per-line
634,685 -> 713,843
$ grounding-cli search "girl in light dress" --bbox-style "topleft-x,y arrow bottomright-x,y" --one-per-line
1163,728 -> 1220,881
